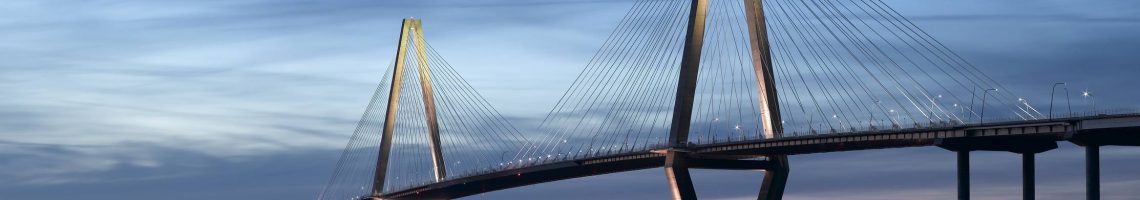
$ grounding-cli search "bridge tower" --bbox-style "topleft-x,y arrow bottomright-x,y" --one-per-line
665,0 -> 788,199
370,18 -> 447,199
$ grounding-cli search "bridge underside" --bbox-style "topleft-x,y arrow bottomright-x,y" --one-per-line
383,152 -> 779,199
382,153 -> 666,199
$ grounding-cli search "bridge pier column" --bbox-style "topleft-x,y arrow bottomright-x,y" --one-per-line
757,155 -> 789,200
1086,145 -> 1100,200
1068,129 -> 1140,200
1022,153 -> 1035,200
938,136 -> 1058,200
665,151 -> 698,200
956,150 -> 970,200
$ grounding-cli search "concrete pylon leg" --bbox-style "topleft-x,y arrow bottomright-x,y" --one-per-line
665,152 -> 698,200
957,150 -> 970,200
1023,153 -> 1035,200
1086,145 -> 1100,200
758,155 -> 789,200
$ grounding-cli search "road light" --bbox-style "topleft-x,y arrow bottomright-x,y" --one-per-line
501,151 -> 510,163
953,103 -> 960,116
1018,98 -> 1026,117
1016,97 -> 1040,120
932,95 -> 943,113
872,100 -> 882,128
980,88 -> 998,124
1083,90 -> 1096,113
1050,82 -> 1067,119
889,109 -> 900,128
1019,98 -> 1029,111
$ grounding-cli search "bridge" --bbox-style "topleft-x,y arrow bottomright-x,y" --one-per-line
317,0 -> 1140,200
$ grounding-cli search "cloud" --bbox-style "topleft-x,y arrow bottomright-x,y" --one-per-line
3,0 -> 1140,199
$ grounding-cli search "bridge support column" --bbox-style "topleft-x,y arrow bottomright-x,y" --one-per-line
1068,129 -> 1140,200
665,152 -> 698,200
758,155 -> 788,200
937,136 -> 1059,200
662,0 -> 706,198
1022,153 -> 1035,200
1086,145 -> 1100,200
742,0 -> 788,198
956,150 -> 970,200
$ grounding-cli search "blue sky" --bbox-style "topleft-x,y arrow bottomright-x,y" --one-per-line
2,0 -> 1140,199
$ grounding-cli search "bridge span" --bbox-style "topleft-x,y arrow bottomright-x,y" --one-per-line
381,114 -> 1140,199
317,0 -> 1140,199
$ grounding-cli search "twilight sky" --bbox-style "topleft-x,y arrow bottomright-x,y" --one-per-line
2,0 -> 1140,199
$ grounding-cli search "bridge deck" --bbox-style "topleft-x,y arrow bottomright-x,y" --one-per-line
382,114 -> 1140,199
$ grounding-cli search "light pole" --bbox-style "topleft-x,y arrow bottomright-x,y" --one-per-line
1017,98 -> 1039,120
969,86 -> 978,122
1083,90 -> 1096,114
874,100 -> 893,129
1017,98 -> 1027,120
1050,82 -> 1066,119
1018,97 -> 1026,112
889,109 -> 901,128
953,103 -> 961,121
1066,87 -> 1072,117
980,88 -> 997,124
932,94 -> 942,114
871,100 -> 880,129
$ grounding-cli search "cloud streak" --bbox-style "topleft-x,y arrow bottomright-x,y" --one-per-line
2,0 -> 1140,199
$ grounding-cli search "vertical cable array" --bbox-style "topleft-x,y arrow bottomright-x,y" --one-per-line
690,0 -> 765,144
515,0 -> 1038,166
424,42 -> 529,179
318,63 -> 394,200
319,21 -> 528,199
515,0 -> 691,166
762,0 -> 1038,135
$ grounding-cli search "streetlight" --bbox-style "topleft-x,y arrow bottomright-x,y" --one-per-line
953,103 -> 960,116
1083,90 -> 1096,113
1016,98 -> 1040,120
889,109 -> 900,128
931,94 -> 943,114
501,151 -> 510,164
980,88 -> 998,124
1017,98 -> 1026,119
872,100 -> 884,129
1050,82 -> 1067,119
1018,97 -> 1026,111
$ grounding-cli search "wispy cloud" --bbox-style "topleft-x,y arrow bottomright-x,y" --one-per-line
2,0 -> 1140,199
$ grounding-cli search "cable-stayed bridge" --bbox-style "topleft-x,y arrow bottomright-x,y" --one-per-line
318,0 -> 1140,199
